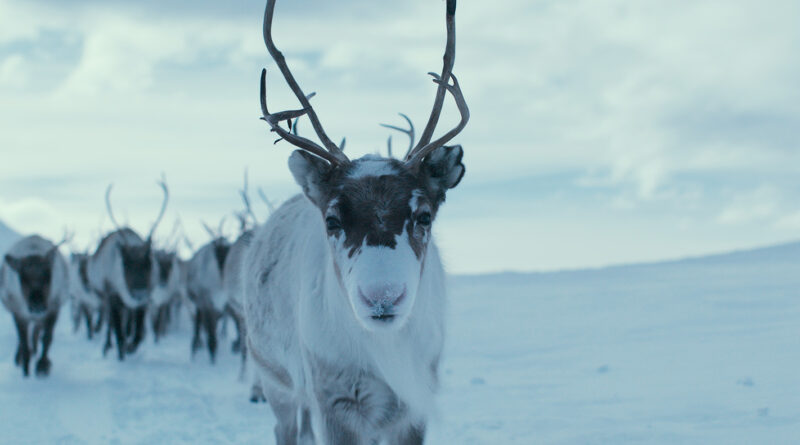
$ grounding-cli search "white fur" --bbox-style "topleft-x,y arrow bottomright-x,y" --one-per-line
346,154 -> 401,179
186,241 -> 227,313
1,235 -> 69,320
151,255 -> 182,307
87,230 -> 155,309
244,194 -> 446,441
68,256 -> 102,311
331,232 -> 422,332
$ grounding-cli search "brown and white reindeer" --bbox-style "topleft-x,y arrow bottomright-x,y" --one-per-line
2,235 -> 70,377
88,180 -> 169,360
243,0 -> 469,443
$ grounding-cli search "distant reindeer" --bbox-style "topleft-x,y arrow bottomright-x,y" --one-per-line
1,235 -> 70,377
68,252 -> 104,339
243,0 -> 469,443
88,180 -> 169,360
150,249 -> 184,342
186,221 -> 231,363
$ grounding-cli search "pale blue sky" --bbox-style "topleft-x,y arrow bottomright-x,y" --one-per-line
1,0 -> 799,273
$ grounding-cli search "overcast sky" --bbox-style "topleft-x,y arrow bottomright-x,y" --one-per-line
1,0 -> 799,274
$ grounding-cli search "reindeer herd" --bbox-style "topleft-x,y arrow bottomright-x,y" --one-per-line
1,0 -> 468,443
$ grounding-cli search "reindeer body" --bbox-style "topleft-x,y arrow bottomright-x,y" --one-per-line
88,228 -> 158,360
245,187 -> 448,444
222,229 -> 266,400
1,235 -> 69,377
68,253 -> 104,340
150,249 -> 183,341
186,237 -> 230,362
246,0 -> 467,442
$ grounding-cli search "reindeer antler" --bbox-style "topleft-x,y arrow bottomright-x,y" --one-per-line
105,184 -> 123,231
381,113 -> 415,159
260,0 -> 348,165
146,175 -> 169,243
404,0 -> 469,168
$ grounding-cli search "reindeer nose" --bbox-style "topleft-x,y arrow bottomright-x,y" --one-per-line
358,284 -> 406,308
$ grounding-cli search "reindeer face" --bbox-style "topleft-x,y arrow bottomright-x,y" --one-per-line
290,147 -> 464,332
70,253 -> 91,292
5,252 -> 55,316
119,244 -> 155,303
152,250 -> 178,304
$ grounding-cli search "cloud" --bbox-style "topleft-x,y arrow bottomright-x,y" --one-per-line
1,0 -> 799,272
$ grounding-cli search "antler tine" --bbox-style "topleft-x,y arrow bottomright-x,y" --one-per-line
406,0 -> 469,165
261,0 -> 348,164
217,216 -> 227,239
202,222 -> 217,240
52,228 -> 74,251
260,70 -> 343,164
105,184 -> 123,231
183,235 -> 195,252
405,72 -> 469,167
147,175 -> 170,243
380,113 -> 415,158
258,188 -> 276,215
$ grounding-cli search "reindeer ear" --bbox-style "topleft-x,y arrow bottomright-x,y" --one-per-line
420,144 -> 465,198
289,150 -> 333,206
4,255 -> 21,272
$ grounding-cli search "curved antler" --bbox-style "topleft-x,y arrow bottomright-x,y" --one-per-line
381,113 -> 415,159
405,0 -> 470,168
260,0 -> 348,165
105,184 -> 123,231
146,175 -> 169,243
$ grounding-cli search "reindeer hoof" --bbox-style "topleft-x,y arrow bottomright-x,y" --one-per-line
35,358 -> 51,377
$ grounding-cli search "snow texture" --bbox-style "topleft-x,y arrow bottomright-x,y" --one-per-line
0,241 -> 798,443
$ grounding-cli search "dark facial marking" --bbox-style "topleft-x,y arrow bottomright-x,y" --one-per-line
213,239 -> 230,275
9,255 -> 53,313
155,251 -> 175,285
120,244 -> 153,294
315,159 -> 448,261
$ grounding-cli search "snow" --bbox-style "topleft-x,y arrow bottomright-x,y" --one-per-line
1,242 -> 799,443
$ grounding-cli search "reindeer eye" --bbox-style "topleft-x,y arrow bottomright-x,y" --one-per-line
326,216 -> 342,232
416,212 -> 432,226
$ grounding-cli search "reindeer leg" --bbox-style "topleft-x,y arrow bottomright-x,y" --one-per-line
83,305 -> 93,340
12,314 -> 30,377
230,308 -> 244,354
191,306 -> 203,358
109,297 -> 126,361
267,396 -> 299,445
152,306 -> 163,342
94,306 -> 105,334
35,311 -> 58,377
204,309 -> 218,364
126,306 -> 146,354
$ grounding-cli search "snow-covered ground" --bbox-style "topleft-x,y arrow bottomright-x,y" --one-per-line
1,242 -> 799,444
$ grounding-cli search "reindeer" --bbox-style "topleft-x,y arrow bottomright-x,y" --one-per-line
243,0 -> 468,443
186,220 -> 231,363
68,252 -> 104,340
88,180 -> 169,360
150,248 -> 184,342
1,235 -> 70,377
